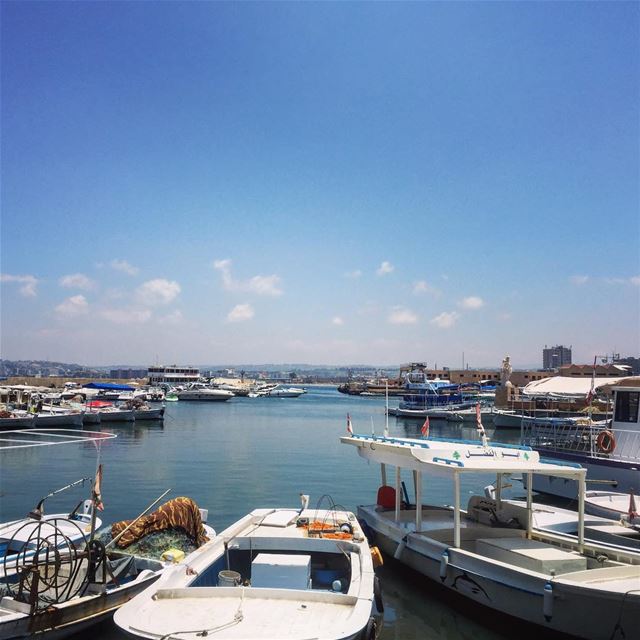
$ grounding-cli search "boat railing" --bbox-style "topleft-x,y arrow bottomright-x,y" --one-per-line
521,421 -> 640,463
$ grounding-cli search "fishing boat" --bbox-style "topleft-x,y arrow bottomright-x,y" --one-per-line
583,490 -> 640,525
0,496 -> 215,640
114,499 -> 383,640
342,432 -> 640,640
0,412 -> 34,430
0,479 -> 101,585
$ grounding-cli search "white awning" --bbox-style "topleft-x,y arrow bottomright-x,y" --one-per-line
521,376 -> 629,398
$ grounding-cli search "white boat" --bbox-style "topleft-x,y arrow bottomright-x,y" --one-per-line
97,407 -> 135,422
263,385 -> 307,398
34,411 -> 84,428
133,406 -> 165,420
342,433 -> 640,640
584,490 -> 640,525
522,380 -> 640,498
446,406 -> 496,423
0,498 -> 215,640
114,503 -> 383,640
177,383 -> 234,402
0,413 -> 34,430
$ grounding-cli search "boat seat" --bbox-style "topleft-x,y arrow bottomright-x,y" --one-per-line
476,537 -> 587,575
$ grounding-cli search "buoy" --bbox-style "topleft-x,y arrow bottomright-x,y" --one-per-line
543,581 -> 553,621
394,537 -> 406,559
370,546 -> 384,568
439,550 -> 449,581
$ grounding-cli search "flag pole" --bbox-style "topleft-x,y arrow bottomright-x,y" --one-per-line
384,380 -> 389,438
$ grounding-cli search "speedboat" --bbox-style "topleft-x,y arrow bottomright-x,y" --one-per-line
177,383 -> 234,402
114,501 -> 383,640
343,432 -> 640,640
0,497 -> 214,640
264,386 -> 307,398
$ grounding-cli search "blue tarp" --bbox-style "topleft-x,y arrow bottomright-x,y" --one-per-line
82,382 -> 135,391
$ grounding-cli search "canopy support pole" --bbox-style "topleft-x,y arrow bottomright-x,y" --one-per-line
496,473 -> 503,508
395,466 -> 401,522
526,472 -> 533,539
415,471 -> 422,532
578,472 -> 585,552
381,463 -> 387,487
454,472 -> 460,548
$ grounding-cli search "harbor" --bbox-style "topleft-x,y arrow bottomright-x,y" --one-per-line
1,379 -> 639,639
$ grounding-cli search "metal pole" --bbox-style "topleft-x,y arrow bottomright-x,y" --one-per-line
381,463 -> 387,487
415,471 -> 422,532
454,472 -> 460,548
395,466 -> 401,522
526,472 -> 533,539
496,473 -> 502,508
578,472 -> 585,552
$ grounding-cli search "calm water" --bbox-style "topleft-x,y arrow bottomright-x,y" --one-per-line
0,386 -> 525,639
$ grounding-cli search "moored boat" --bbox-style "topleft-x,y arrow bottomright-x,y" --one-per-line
342,432 -> 640,640
114,501 -> 383,640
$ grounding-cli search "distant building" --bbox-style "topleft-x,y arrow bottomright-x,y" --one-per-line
559,363 -> 631,377
543,345 -> 572,370
110,368 -> 147,380
148,365 -> 200,385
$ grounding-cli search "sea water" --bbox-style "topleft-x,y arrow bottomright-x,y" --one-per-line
0,386 -> 523,639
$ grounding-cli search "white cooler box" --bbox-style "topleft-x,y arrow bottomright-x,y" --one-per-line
251,553 -> 311,589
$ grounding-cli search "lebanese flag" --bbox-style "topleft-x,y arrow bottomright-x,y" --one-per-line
421,416 -> 430,437
346,413 -> 353,435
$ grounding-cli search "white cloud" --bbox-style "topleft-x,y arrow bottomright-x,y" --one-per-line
376,261 -> 394,276
332,316 -> 344,326
413,280 -> 439,295
430,311 -> 460,329
55,295 -> 89,317
136,279 -> 181,305
388,306 -> 418,325
344,270 -> 362,279
101,308 -> 152,324
158,310 -> 184,325
459,296 -> 484,310
227,303 -> 255,323
631,276 -> 640,286
110,259 -> 139,276
569,275 -> 589,285
213,259 -> 283,296
1,273 -> 39,297
59,273 -> 95,290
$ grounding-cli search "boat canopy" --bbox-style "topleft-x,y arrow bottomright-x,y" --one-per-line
521,376 -> 628,398
83,382 -> 135,391
341,435 -> 585,480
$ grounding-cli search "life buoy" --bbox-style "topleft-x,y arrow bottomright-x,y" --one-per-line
596,430 -> 616,454
373,575 -> 384,613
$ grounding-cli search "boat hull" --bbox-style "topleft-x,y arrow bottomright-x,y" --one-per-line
34,414 -> 84,428
133,408 -> 165,420
0,417 -> 35,430
97,410 -> 135,422
359,505 -> 640,640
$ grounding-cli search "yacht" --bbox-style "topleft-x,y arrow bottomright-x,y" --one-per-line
177,383 -> 234,402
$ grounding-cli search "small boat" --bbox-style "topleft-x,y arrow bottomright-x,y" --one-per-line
177,383 -> 234,402
0,479 -> 101,585
34,410 -> 84,428
263,385 -> 307,398
584,490 -> 640,525
133,406 -> 165,420
343,432 -> 640,640
0,497 -> 215,640
0,411 -> 34,430
114,500 -> 383,640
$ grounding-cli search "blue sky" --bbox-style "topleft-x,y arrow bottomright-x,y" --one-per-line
1,1 -> 638,368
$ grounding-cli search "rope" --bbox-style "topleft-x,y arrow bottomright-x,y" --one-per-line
609,589 -> 640,640
155,586 -> 245,640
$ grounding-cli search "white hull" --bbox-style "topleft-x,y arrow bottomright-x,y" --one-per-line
81,412 -> 101,425
359,504 -> 640,640
34,413 -> 84,428
177,391 -> 233,401
584,491 -> 640,525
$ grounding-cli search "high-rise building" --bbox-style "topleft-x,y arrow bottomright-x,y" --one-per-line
543,345 -> 572,370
